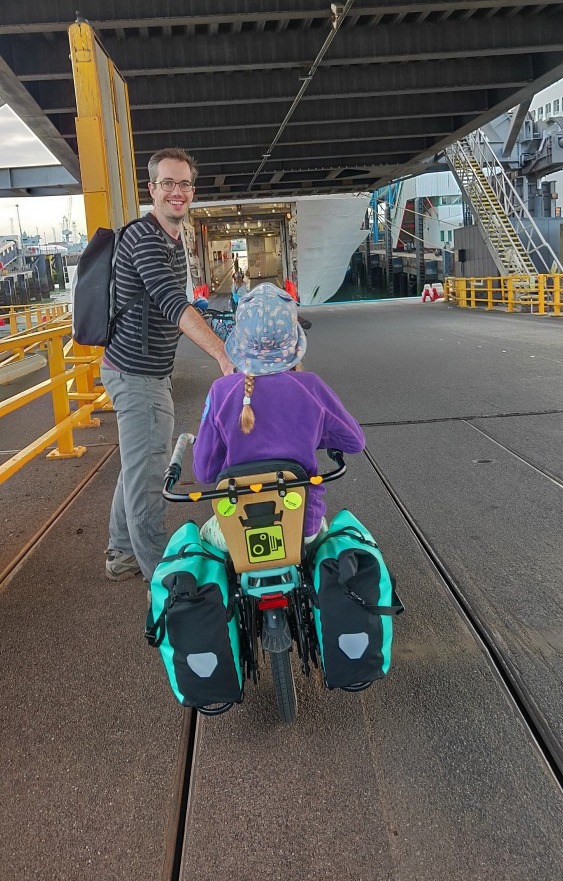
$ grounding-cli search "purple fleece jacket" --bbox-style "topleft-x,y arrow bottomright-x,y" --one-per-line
192,371 -> 365,535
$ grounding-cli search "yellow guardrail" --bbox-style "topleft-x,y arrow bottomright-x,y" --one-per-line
0,317 -> 107,484
444,275 -> 562,316
0,303 -> 72,338
0,304 -> 73,370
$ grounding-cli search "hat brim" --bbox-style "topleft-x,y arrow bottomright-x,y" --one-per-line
225,321 -> 307,375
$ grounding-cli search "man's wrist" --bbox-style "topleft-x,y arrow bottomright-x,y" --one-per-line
217,350 -> 234,375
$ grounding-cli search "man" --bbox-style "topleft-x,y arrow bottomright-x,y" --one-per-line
101,147 -> 232,582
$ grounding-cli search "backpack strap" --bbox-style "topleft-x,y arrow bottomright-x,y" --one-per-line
107,218 -> 151,354
340,574 -> 404,616
111,215 -> 191,356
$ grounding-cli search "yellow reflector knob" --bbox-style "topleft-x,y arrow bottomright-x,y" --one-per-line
283,491 -> 303,510
217,498 -> 236,517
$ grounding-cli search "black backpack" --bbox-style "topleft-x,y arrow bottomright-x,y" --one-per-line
72,218 -> 148,350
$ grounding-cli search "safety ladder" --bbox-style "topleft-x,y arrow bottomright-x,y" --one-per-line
445,130 -> 561,276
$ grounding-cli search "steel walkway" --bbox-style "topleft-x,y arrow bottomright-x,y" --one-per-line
1,300 -> 562,881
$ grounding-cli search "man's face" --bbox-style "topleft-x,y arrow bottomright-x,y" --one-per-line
148,158 -> 195,224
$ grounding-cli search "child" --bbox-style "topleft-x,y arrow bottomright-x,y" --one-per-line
193,283 -> 365,550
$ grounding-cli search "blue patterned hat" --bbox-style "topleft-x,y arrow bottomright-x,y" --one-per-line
225,283 -> 307,375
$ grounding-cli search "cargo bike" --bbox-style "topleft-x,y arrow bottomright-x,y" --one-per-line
145,433 -> 403,724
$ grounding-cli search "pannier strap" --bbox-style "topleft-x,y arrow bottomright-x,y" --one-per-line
306,525 -> 378,562
308,526 -> 404,615
339,552 -> 404,615
343,584 -> 404,616
159,546 -> 226,565
145,600 -> 168,648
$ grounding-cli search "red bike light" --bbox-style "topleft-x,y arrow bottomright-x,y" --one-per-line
257,593 -> 288,610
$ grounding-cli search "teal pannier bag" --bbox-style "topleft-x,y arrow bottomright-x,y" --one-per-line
308,509 -> 403,689
145,521 -> 243,708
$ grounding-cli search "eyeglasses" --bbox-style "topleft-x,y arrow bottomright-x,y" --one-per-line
153,179 -> 195,192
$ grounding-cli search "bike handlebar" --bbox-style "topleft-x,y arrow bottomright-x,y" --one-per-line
162,433 -> 346,503
166,432 -> 196,482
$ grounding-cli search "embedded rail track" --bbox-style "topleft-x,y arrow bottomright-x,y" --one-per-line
363,426 -> 563,785
164,421 -> 562,881
161,710 -> 200,881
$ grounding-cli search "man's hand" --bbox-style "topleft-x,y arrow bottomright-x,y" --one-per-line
178,305 -> 234,375
216,350 -> 235,376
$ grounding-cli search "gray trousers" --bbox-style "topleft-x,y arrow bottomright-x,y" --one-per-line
101,365 -> 174,580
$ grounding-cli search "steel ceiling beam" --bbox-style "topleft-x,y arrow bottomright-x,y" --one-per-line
118,93 -> 495,135
4,15 -> 563,80
32,55 -> 534,114
0,164 -> 81,196
1,1 -> 563,35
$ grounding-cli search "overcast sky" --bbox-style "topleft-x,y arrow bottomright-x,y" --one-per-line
0,104 -> 86,243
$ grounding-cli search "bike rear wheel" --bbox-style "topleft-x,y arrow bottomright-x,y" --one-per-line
269,649 -> 297,724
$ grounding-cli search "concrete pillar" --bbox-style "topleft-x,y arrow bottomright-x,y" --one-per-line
415,197 -> 425,291
385,202 -> 393,296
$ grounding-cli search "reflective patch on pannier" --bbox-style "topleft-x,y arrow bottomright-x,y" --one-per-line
338,632 -> 369,660
187,652 -> 219,678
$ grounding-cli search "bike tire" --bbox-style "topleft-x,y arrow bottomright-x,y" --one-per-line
269,649 -> 298,724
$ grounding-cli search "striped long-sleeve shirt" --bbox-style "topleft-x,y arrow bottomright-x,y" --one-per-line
104,213 -> 191,376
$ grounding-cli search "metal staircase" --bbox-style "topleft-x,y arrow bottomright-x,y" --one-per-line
445,130 -> 562,275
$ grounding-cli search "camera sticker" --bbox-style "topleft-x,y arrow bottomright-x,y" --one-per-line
245,525 -> 286,563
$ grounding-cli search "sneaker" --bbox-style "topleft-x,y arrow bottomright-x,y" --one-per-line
105,549 -> 141,581
297,316 -> 312,330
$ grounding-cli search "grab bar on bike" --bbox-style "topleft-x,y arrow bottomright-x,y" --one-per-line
162,433 -> 346,502
203,308 -> 235,319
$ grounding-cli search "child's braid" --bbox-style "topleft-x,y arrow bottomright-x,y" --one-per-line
240,375 -> 256,434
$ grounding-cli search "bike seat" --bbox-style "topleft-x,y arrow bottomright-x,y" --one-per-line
213,459 -> 308,574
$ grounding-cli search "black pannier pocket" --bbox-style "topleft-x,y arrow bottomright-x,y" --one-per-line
165,574 -> 241,707
145,522 -> 243,708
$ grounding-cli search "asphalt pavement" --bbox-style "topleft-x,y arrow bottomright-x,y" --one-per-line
1,299 -> 562,881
